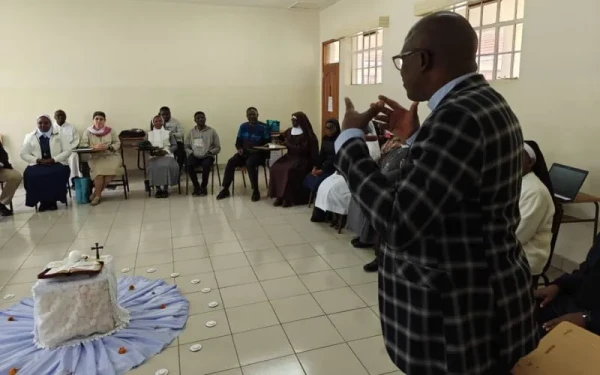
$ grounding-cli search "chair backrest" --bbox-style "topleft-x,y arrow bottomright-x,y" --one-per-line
524,140 -> 561,279
540,200 -> 564,276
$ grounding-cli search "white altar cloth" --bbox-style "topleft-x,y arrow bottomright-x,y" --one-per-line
32,255 -> 130,349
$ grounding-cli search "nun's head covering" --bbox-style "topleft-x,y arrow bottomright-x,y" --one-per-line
37,114 -> 53,132
523,143 -> 537,164
524,140 -> 555,198
37,114 -> 52,123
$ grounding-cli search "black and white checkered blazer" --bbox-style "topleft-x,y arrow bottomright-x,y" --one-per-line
335,74 -> 538,375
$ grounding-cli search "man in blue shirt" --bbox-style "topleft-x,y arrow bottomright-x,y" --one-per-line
217,107 -> 271,202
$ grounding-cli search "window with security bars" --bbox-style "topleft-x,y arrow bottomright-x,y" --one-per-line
351,29 -> 383,85
448,0 -> 524,80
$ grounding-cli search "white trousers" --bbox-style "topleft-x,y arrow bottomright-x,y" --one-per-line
68,152 -> 82,179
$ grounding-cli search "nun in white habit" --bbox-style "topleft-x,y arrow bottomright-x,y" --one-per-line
518,142 -> 555,276
312,122 -> 381,217
146,115 -> 180,198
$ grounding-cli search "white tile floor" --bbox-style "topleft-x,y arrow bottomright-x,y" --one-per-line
0,174 -> 403,375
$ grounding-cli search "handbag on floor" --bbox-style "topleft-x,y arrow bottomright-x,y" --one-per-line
74,177 -> 91,204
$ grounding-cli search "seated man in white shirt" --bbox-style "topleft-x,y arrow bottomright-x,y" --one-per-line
159,106 -> 185,170
518,142 -> 556,276
54,109 -> 81,185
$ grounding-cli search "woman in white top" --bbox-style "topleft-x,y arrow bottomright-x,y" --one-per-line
20,115 -> 72,211
147,115 -> 179,198
518,142 -> 556,276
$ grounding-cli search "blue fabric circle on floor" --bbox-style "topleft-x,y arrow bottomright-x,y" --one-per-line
0,276 -> 189,375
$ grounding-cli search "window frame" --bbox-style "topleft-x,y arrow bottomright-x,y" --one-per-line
448,0 -> 525,81
351,29 -> 384,85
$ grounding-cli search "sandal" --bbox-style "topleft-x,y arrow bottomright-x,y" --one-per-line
90,196 -> 101,206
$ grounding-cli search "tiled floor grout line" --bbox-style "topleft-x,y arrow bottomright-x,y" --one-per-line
243,239 -> 309,375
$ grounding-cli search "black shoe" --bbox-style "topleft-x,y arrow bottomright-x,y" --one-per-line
273,198 -> 283,207
38,203 -> 48,212
251,190 -> 260,202
0,203 -> 13,216
310,208 -> 327,223
216,189 -> 231,200
192,188 -> 202,197
163,191 -> 170,198
48,202 -> 58,211
282,200 -> 292,208
199,187 -> 208,197
363,258 -> 378,273
351,237 -> 374,249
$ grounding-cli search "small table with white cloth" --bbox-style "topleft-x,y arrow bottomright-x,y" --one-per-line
32,255 -> 130,349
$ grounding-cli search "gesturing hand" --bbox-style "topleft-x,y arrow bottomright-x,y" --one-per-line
373,96 -> 420,143
341,98 -> 380,132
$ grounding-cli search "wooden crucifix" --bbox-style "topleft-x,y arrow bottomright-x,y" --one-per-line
91,243 -> 104,260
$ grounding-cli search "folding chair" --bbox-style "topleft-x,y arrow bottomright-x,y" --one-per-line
534,201 -> 564,286
185,155 -> 222,195
232,161 -> 269,196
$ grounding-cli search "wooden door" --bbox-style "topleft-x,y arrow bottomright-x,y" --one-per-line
322,40 -> 340,134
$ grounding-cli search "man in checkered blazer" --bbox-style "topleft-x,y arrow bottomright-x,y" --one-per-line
335,12 -> 538,375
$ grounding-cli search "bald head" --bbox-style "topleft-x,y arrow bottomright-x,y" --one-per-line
398,12 -> 478,101
54,109 -> 67,126
407,12 -> 478,73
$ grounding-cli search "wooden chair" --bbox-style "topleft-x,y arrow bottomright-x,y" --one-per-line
106,165 -> 130,199
185,155 -> 221,195
524,140 -> 564,287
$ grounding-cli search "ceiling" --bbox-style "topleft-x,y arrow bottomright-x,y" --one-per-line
137,0 -> 340,10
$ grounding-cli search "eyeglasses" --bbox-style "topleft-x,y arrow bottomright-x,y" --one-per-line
392,49 -> 430,71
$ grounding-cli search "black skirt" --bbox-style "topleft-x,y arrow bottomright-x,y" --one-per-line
24,164 -> 70,207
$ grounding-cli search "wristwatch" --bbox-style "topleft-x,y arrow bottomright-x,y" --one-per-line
583,311 -> 592,327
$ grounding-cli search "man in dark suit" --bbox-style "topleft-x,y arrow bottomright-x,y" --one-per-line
536,233 -> 600,335
0,140 -> 22,216
335,12 -> 538,375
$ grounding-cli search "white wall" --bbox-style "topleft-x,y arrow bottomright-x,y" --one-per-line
0,0 -> 320,168
320,0 -> 600,266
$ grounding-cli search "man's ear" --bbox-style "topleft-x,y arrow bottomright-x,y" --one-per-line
419,51 -> 432,72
